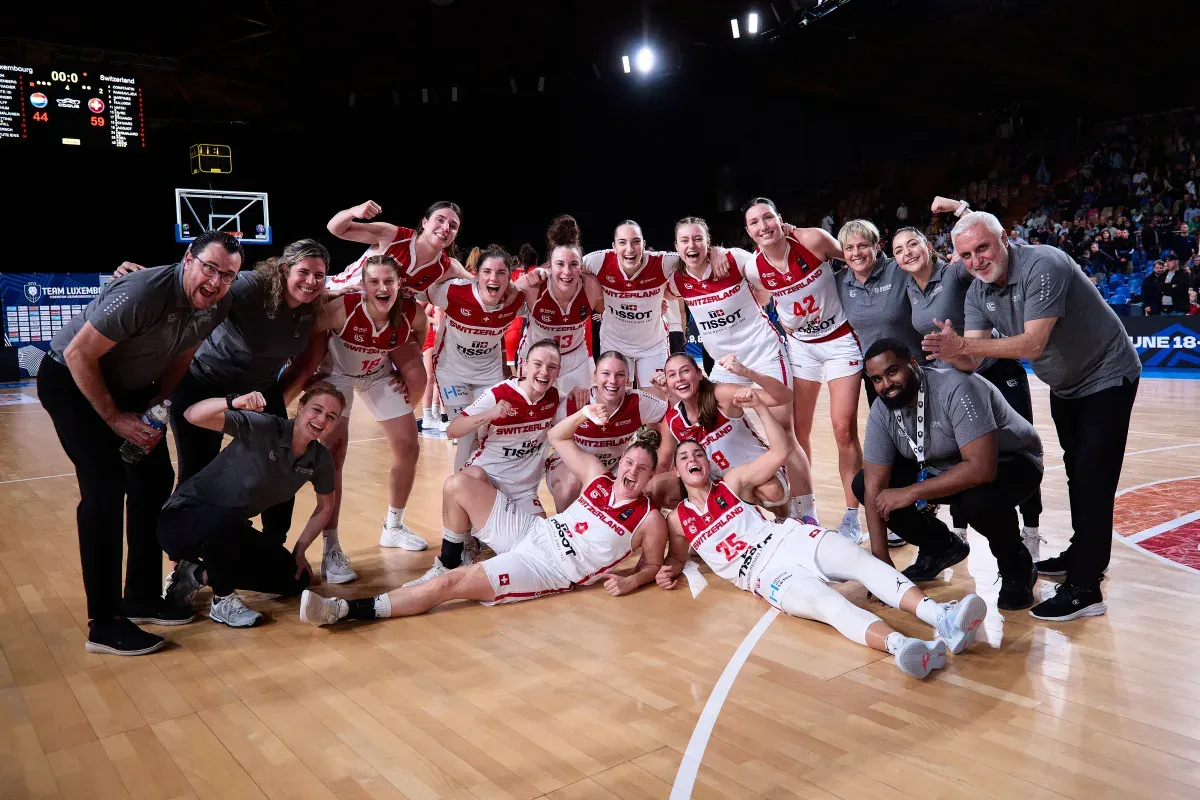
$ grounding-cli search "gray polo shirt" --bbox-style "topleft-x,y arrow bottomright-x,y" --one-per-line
906,259 -> 996,371
163,410 -> 334,518
864,366 -> 1043,476
50,263 -> 232,395
963,243 -> 1141,398
189,271 -> 317,393
837,257 -> 924,358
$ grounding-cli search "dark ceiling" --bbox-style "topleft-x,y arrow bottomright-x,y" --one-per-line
2,0 -> 1192,128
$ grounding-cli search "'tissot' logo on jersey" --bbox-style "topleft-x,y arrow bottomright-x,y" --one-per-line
611,303 -> 653,322
698,309 -> 744,331
552,520 -> 577,556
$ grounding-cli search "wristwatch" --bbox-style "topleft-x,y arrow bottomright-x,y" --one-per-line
226,393 -> 239,410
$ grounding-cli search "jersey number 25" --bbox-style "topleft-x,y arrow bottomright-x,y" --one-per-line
714,533 -> 748,562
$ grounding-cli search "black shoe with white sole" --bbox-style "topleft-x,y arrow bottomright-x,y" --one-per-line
1029,583 -> 1107,621
902,536 -> 970,582
1036,554 -> 1069,576
124,599 -> 198,626
887,531 -> 907,548
85,618 -> 166,656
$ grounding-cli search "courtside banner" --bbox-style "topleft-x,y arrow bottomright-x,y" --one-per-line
1,273 -> 110,377
1123,316 -> 1200,369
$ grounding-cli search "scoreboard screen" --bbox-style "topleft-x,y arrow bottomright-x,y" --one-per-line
0,63 -> 145,148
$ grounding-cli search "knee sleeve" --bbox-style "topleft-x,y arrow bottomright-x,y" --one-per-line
778,577 -> 880,647
851,470 -> 866,504
814,532 -> 915,609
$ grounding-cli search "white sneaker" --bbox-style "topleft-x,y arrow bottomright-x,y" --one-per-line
1022,528 -> 1045,561
838,516 -> 866,545
299,590 -> 348,627
934,593 -> 987,654
887,531 -> 907,548
322,543 -> 358,584
209,593 -> 263,628
403,557 -> 450,587
893,638 -> 947,679
380,522 -> 429,551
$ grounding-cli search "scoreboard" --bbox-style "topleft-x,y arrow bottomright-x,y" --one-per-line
0,63 -> 145,148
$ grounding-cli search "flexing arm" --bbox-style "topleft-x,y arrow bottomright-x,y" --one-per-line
546,404 -> 609,485
183,392 -> 267,432
711,354 -> 791,408
445,395 -> 511,439
656,511 -> 692,589
600,513 -> 667,597
720,393 -> 793,496
326,200 -> 398,250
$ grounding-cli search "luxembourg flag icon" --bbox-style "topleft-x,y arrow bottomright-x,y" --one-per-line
88,98 -> 105,114
30,92 -> 48,108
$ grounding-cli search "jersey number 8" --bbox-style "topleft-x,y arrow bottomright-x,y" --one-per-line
712,451 -> 730,470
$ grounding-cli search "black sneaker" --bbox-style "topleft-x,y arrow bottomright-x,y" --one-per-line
124,598 -> 198,626
1036,554 -> 1069,576
85,618 -> 166,656
902,536 -> 970,582
997,563 -> 1037,611
1030,583 -> 1107,621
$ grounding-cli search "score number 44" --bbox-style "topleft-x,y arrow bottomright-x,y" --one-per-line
31,112 -> 106,126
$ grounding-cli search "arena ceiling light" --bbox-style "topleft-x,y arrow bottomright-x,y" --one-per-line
635,46 -> 655,73
731,19 -> 740,38
748,12 -> 759,34
621,55 -> 631,73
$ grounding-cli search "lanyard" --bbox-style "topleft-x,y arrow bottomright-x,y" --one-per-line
893,381 -> 927,469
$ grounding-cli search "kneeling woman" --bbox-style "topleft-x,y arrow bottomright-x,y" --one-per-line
657,392 -> 987,679
157,384 -> 342,627
299,402 -> 668,624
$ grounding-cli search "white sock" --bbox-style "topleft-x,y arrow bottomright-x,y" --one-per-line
842,507 -> 860,525
386,507 -> 405,528
793,494 -> 817,522
884,631 -> 905,655
1022,526 -> 1039,538
323,528 -> 339,548
442,526 -> 468,544
915,597 -> 940,627
953,527 -> 967,540
374,593 -> 393,619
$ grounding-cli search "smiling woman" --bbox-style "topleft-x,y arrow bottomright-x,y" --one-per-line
153,384 -> 343,628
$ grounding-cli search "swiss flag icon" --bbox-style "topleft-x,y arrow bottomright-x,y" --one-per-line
498,574 -> 511,586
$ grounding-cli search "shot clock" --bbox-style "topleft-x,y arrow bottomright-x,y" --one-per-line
0,63 -> 145,148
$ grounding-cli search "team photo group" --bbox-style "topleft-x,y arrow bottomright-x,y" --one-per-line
37,191 -> 1140,681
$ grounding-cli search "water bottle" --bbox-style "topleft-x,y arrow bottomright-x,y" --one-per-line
119,400 -> 171,464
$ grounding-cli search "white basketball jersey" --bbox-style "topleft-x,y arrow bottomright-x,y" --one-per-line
583,250 -> 678,357
566,388 -> 668,470
746,235 -> 847,342
462,378 -> 562,494
321,293 -> 413,378
544,474 -> 654,584
521,284 -> 591,358
664,401 -> 768,476
675,480 -> 785,590
428,280 -> 526,384
666,249 -> 786,366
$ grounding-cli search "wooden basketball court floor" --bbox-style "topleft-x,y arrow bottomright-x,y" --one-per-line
3,374 -> 1200,800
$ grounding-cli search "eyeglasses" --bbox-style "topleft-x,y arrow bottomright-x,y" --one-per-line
196,258 -> 238,286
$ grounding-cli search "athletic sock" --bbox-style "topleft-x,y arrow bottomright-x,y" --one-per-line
373,593 -> 393,619
440,527 -> 467,569
793,494 -> 817,522
386,507 -> 405,528
915,597 -> 940,627
884,631 -> 905,655
322,528 -> 339,548
1022,525 -> 1039,538
953,527 -> 967,541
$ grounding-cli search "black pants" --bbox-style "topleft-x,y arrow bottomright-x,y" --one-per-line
950,359 -> 1042,529
157,505 -> 309,598
1050,376 -> 1139,589
37,357 -> 174,621
852,453 -> 1042,576
169,373 -> 294,540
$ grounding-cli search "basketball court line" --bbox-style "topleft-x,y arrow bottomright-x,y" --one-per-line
1112,474 -> 1200,579
670,607 -> 780,800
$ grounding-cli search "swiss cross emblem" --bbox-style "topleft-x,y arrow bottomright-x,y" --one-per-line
575,521 -> 588,535
527,409 -> 536,418
703,514 -> 712,523
498,573 -> 511,586
483,315 -> 492,322
712,308 -> 724,317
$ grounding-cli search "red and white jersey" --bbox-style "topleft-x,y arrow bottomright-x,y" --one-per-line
666,249 -> 786,366
565,388 -> 668,470
676,480 -> 783,590
583,250 -> 679,357
546,474 -> 654,585
322,292 -> 414,378
327,226 -> 456,301
521,283 -> 591,358
463,379 -> 563,494
746,235 -> 847,342
429,280 -> 526,384
665,401 -> 768,477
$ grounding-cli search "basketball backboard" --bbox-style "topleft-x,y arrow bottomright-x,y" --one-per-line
175,188 -> 271,245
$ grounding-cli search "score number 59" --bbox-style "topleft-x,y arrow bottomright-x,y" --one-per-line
30,113 -> 106,126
